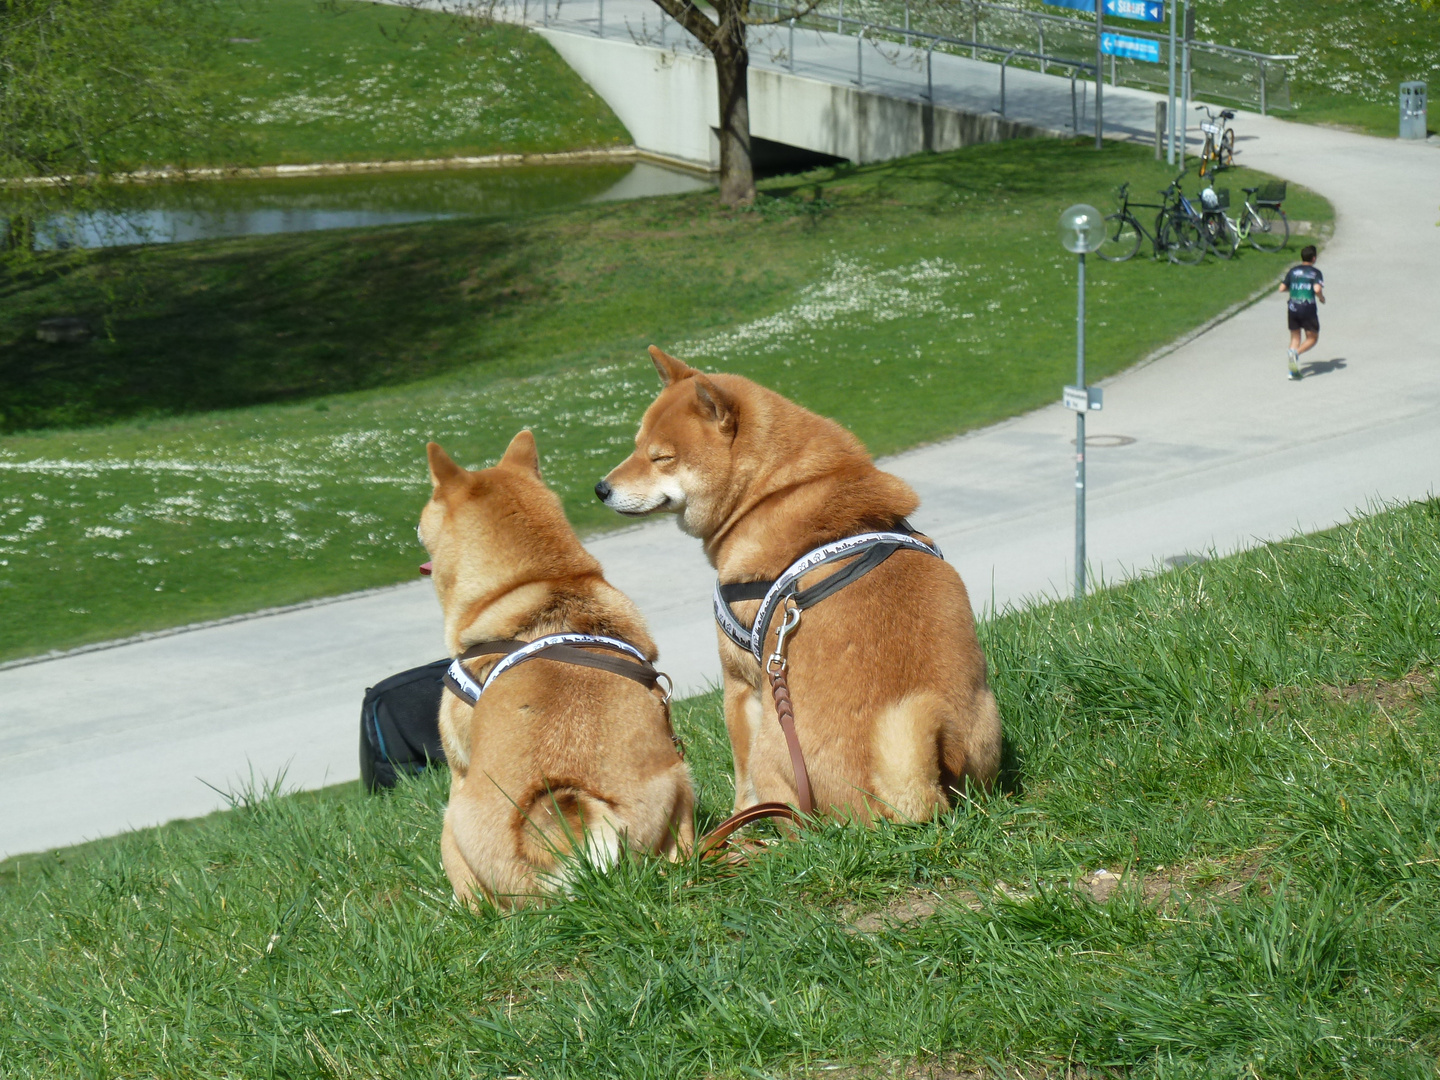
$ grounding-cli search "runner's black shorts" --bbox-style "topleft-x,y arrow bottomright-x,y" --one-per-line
1288,305 -> 1319,333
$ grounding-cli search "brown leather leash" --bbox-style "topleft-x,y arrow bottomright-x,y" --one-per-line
692,601 -> 813,860
764,603 -> 813,816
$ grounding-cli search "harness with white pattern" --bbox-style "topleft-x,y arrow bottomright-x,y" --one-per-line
442,633 -> 672,709
712,526 -> 944,661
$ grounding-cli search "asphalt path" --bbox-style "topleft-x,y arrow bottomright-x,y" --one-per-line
2,36 -> 1437,858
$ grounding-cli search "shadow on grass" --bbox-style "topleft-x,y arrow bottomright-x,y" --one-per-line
997,733 -> 1026,798
0,220 -> 542,432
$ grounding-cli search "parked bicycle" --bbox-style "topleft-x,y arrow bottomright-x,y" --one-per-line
1197,183 -> 1238,259
1197,105 -> 1237,177
1193,176 -> 1293,258
1098,173 -> 1205,265
1207,181 -> 1290,252
1173,179 -> 1230,259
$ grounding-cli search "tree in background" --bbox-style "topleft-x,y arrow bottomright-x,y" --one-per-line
1,0 -> 232,262
647,0 -> 817,206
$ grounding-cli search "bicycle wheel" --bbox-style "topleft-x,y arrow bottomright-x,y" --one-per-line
1249,205 -> 1289,252
1202,213 -> 1237,259
1163,216 -> 1206,265
1219,128 -> 1236,169
1097,212 -> 1142,262
1198,142 -> 1216,178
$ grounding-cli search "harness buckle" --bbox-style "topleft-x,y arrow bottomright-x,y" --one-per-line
765,603 -> 802,676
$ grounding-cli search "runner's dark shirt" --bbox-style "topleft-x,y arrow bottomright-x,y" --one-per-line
1283,264 -> 1323,312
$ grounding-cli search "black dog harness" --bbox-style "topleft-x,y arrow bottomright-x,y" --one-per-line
442,633 -> 672,707
713,528 -> 944,661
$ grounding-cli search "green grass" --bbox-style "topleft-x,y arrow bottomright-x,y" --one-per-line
198,0 -> 628,166
0,140 -> 1333,662
3,497 -> 1438,1078
1191,0 -> 1439,135
847,0 -> 1439,137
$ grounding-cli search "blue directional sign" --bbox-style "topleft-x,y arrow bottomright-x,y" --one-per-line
1101,31 -> 1162,61
1046,0 -> 1166,18
1103,0 -> 1166,22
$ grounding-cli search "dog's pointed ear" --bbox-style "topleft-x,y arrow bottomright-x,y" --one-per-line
499,429 -> 542,478
693,375 -> 737,436
649,345 -> 696,386
427,442 -> 465,490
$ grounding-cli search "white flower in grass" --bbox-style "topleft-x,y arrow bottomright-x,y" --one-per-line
678,256 -> 967,359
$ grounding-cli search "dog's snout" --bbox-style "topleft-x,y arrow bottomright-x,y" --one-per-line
594,479 -> 612,503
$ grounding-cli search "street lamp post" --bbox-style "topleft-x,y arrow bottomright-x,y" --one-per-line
1058,205 -> 1105,599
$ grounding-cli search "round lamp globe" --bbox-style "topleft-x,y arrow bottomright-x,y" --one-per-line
1058,204 -> 1105,254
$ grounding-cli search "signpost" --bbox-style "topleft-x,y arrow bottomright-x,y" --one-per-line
1167,0 -> 1178,162
1047,0 -> 1167,147
1058,206 -> 1106,599
1048,0 -> 1164,18
1180,0 -> 1193,165
1094,0 -> 1103,148
1101,32 -> 1161,62
1102,0 -> 1164,21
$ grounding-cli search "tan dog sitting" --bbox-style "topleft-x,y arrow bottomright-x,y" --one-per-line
596,348 -> 1000,823
421,431 -> 694,907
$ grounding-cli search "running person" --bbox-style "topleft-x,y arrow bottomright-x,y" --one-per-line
1279,244 -> 1324,380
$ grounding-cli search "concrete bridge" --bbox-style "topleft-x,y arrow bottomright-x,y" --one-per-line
504,0 -> 1175,170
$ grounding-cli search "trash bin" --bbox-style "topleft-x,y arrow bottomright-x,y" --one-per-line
1399,81 -> 1427,140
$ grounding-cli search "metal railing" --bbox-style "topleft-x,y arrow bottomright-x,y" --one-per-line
804,0 -> 1296,114
753,0 -> 1098,132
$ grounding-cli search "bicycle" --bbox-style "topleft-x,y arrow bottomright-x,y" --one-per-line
1097,175 -> 1205,265
1230,181 -> 1289,251
1197,184 -> 1239,259
1197,181 -> 1289,255
1173,179 -> 1231,259
1196,105 -> 1236,177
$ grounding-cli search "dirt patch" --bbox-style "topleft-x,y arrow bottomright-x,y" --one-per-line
1255,667 -> 1434,715
843,883 -> 981,934
792,1055 -> 1099,1079
1327,668 -> 1434,712
1081,851 -> 1270,907
842,854 -> 1271,934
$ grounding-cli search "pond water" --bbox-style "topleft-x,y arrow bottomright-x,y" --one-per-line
32,161 -> 712,250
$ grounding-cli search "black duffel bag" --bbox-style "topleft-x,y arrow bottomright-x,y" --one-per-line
359,659 -> 449,792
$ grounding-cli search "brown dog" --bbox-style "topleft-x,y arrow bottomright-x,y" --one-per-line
597,348 -> 1000,822
421,431 -> 694,907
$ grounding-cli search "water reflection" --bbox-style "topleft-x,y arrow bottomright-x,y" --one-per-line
30,161 -> 711,250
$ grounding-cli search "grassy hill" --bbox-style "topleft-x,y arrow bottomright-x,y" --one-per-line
165,0 -> 629,167
0,141 -> 1331,662
848,0 -> 1439,136
1192,0 -> 1438,134
3,497 -> 1437,1078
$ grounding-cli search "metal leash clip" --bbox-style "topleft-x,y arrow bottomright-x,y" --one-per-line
765,602 -> 802,676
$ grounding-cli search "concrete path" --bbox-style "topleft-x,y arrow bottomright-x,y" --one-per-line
2,18 -> 1437,858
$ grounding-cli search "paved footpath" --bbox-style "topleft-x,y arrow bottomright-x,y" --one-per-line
2,30 -> 1437,857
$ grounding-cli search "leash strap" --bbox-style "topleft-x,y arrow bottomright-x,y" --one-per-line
442,633 -> 663,708
697,801 -> 802,860
768,666 -> 813,814
713,528 -> 944,660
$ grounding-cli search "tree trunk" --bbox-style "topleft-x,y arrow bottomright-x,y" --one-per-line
3,215 -> 36,254
713,11 -> 755,206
